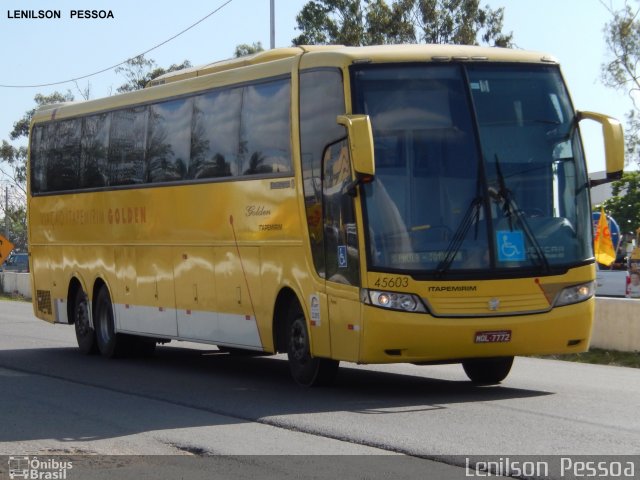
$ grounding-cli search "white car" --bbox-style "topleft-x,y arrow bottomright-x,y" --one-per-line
595,265 -> 628,297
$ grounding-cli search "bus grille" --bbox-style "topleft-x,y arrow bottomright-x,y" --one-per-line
36,290 -> 52,315
427,293 -> 550,317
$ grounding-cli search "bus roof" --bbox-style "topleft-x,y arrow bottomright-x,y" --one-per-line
149,44 -> 557,87
147,47 -> 308,86
31,44 -> 557,123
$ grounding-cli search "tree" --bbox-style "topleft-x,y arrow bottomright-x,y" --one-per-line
414,0 -> 512,46
115,55 -> 192,93
234,42 -> 265,57
599,171 -> 640,235
10,92 -> 74,142
1,198 -> 27,252
601,1 -> 640,167
292,0 -> 512,47
0,91 -> 74,250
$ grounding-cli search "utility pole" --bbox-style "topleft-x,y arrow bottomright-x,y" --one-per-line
270,0 -> 275,49
4,186 -> 8,237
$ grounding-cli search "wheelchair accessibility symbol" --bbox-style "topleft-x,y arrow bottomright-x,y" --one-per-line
497,230 -> 526,262
338,245 -> 348,268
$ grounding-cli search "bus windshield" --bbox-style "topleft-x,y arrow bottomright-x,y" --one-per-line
353,63 -> 591,276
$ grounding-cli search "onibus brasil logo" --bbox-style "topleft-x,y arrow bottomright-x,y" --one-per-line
8,457 -> 72,479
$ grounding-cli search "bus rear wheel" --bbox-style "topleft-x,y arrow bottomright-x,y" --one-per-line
286,304 -> 338,387
73,288 -> 97,355
462,356 -> 514,385
94,286 -> 125,358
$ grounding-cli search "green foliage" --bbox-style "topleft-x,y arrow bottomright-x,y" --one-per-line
416,0 -> 512,46
1,91 -> 74,191
366,0 -> 416,45
234,42 -> 265,58
10,92 -> 74,141
115,55 -> 192,92
292,0 -> 512,47
1,203 -> 27,251
1,92 -> 74,249
598,171 -> 640,235
602,2 -> 640,167
543,348 -> 640,369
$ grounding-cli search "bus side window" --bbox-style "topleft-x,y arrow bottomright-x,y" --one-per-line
322,139 -> 360,286
300,68 -> 346,278
81,113 -> 111,189
108,106 -> 148,186
48,119 -> 81,192
240,80 -> 292,176
147,98 -> 193,183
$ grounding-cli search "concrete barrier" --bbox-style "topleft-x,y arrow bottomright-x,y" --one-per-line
0,272 -> 32,299
592,297 -> 640,352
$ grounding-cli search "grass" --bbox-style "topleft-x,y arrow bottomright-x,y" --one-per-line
541,349 -> 640,368
0,291 -> 29,302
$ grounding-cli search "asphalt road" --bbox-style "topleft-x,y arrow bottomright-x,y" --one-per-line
0,300 -> 638,479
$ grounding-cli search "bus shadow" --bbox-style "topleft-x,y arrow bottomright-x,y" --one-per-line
0,345 -> 552,446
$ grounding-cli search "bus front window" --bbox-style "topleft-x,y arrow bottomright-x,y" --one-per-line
353,63 -> 591,276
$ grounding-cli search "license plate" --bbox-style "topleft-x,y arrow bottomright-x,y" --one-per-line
475,330 -> 512,343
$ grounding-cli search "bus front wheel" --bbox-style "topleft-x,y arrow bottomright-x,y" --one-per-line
73,288 -> 97,355
286,304 -> 338,387
462,356 -> 514,385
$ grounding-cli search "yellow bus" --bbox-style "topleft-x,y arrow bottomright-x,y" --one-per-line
27,45 -> 624,386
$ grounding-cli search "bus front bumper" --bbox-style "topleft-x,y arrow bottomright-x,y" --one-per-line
357,298 -> 593,364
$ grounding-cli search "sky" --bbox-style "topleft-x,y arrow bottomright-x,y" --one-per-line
0,0 -> 633,176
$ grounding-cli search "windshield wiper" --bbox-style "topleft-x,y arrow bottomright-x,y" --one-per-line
436,178 -> 483,277
492,155 -> 551,273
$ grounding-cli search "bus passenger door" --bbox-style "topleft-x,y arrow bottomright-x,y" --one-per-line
323,139 -> 362,362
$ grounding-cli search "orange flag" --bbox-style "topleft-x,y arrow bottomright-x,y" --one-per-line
594,207 -> 616,266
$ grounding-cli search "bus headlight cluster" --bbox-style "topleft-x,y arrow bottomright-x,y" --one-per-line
361,289 -> 427,313
553,281 -> 595,307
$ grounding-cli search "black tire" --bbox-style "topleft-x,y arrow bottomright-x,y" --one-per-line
462,356 -> 514,385
286,303 -> 339,387
93,286 -> 126,358
73,288 -> 97,355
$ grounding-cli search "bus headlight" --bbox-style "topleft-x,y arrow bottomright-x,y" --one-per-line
553,281 -> 595,307
361,289 -> 428,313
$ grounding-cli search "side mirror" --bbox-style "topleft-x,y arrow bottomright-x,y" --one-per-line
578,111 -> 624,183
337,114 -> 375,179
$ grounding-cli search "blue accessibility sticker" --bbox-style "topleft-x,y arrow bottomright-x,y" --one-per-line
338,245 -> 348,268
496,230 -> 526,262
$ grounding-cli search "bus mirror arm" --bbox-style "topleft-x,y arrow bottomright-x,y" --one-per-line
589,175 -> 622,188
342,173 -> 375,198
